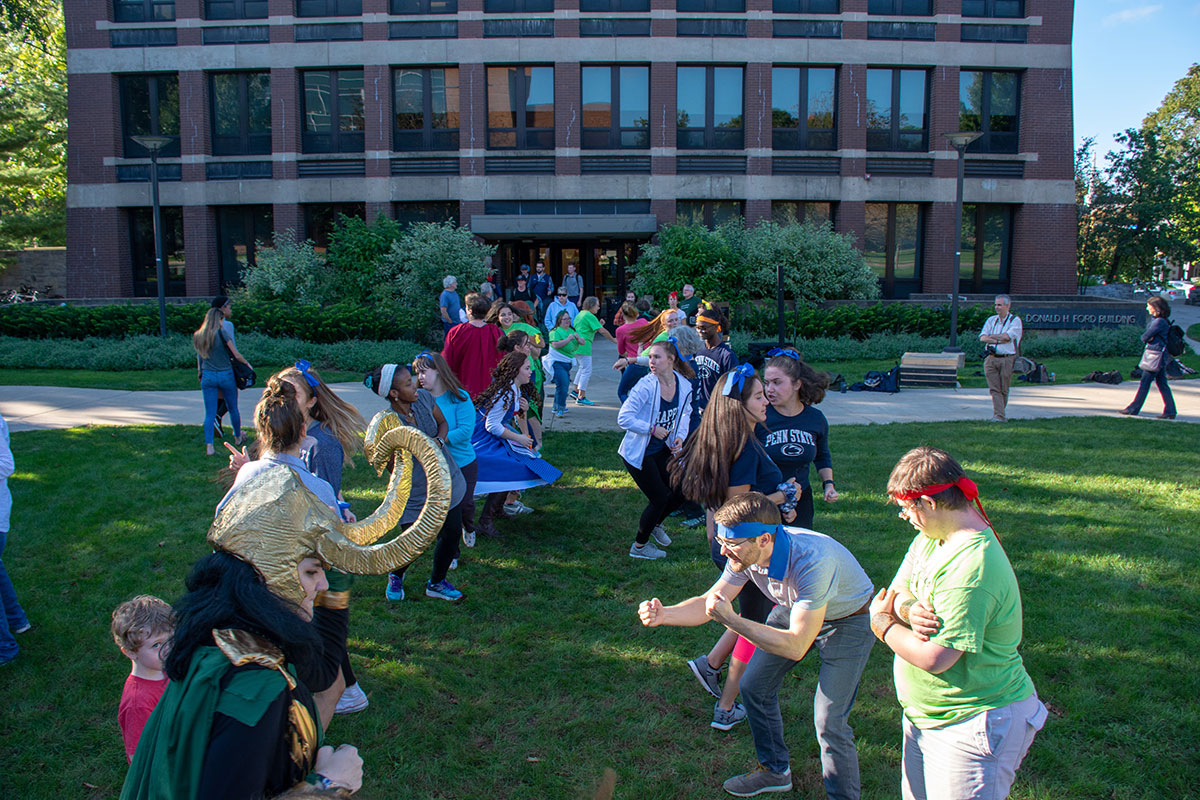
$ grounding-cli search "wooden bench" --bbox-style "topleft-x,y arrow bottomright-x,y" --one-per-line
899,352 -> 965,388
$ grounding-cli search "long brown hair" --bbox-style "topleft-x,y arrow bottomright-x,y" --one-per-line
255,377 -> 306,455
277,364 -> 366,464
474,351 -> 535,413
192,307 -> 225,359
628,308 -> 684,347
413,350 -> 469,403
670,369 -> 761,508
765,353 -> 829,406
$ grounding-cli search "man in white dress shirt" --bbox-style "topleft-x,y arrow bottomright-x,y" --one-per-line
978,295 -> 1023,421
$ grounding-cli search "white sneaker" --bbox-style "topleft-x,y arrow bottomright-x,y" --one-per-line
651,525 -> 672,547
335,682 -> 369,715
630,541 -> 667,560
462,528 -> 476,548
504,500 -> 535,515
450,558 -> 458,570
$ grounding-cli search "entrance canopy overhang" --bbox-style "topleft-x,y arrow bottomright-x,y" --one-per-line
469,214 -> 658,240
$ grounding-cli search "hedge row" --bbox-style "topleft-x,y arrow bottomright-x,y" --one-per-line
0,333 -> 423,373
0,300 -> 429,344
730,302 -> 995,340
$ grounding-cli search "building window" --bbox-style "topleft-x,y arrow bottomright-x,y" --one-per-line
581,66 -> 649,149
959,71 -> 1019,154
211,72 -> 271,156
216,206 -> 273,288
205,0 -> 267,18
960,204 -> 1012,292
304,203 -> 366,252
129,207 -> 185,297
487,66 -> 554,150
772,201 -> 833,226
863,202 -> 922,298
302,70 -> 365,154
483,0 -> 552,10
771,67 -> 836,151
866,68 -> 927,152
868,0 -> 930,13
962,0 -> 1022,17
677,66 -> 743,149
677,200 -> 744,228
391,0 -> 456,11
393,68 -> 460,151
120,74 -> 180,158
394,202 -> 460,227
296,0 -> 361,15
773,0 -> 837,10
580,0 -> 649,9
677,0 -> 743,10
114,0 -> 175,21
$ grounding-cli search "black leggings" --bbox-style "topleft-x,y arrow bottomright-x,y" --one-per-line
392,504 -> 463,586
458,459 -> 478,534
794,486 -> 815,529
622,447 -> 685,544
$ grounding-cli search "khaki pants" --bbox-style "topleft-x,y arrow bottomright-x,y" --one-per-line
984,355 -> 1015,420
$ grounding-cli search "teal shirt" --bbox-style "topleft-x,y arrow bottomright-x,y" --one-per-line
434,389 -> 477,467
891,527 -> 1035,728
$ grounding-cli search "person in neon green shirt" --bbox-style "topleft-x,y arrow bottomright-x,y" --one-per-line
870,446 -> 1046,800
571,296 -> 617,406
547,311 -> 582,417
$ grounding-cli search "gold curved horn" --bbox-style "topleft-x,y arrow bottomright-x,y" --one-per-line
318,424 -> 450,575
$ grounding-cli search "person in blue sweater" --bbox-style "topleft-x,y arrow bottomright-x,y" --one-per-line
415,351 -> 480,547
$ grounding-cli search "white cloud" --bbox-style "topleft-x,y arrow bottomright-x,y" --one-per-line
1101,4 -> 1163,25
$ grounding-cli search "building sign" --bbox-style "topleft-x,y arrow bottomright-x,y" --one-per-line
1020,305 -> 1145,330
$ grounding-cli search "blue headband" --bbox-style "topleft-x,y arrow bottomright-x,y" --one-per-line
767,347 -> 801,361
722,363 -> 756,396
715,521 -> 781,541
412,350 -> 432,369
294,360 -> 320,388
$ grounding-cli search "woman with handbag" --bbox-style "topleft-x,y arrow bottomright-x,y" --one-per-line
1120,296 -> 1177,420
194,303 -> 252,456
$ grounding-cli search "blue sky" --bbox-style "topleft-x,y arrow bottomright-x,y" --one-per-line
1072,0 -> 1198,164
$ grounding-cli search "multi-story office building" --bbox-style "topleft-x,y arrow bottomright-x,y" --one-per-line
64,0 -> 1076,301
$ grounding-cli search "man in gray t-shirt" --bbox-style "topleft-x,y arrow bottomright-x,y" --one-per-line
638,492 -> 875,799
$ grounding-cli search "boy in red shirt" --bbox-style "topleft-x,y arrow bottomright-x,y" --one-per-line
111,595 -> 173,763
442,292 -> 503,397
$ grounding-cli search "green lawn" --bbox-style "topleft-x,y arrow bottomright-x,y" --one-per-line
0,367 -> 363,391
3,421 -> 1199,799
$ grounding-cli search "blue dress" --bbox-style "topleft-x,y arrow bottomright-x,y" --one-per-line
471,387 -> 562,494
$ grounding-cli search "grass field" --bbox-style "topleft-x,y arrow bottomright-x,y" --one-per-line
2,420 -> 1198,799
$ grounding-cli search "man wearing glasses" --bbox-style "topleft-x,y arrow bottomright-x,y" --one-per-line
638,492 -> 875,798
978,295 -> 1023,421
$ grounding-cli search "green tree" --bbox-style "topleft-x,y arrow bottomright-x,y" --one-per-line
1100,127 -> 1180,282
1142,62 -> 1200,270
325,213 -> 403,303
740,220 -> 879,305
0,0 -> 66,248
630,222 -> 746,306
0,0 -> 53,43
1074,137 -> 1113,287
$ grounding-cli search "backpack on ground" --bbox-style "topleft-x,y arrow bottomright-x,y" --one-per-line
1083,370 -> 1122,384
1166,321 -> 1186,357
1017,363 -> 1052,383
849,365 -> 900,393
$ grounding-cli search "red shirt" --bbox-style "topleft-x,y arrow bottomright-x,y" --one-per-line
616,318 -> 650,359
442,321 -> 503,397
119,673 -> 170,763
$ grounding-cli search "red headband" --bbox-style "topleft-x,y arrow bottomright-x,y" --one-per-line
890,476 -> 993,529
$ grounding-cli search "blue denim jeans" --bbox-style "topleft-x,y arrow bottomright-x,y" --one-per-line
616,363 -> 649,403
552,361 -> 571,413
201,369 -> 241,445
740,606 -> 874,799
1126,366 -> 1176,416
0,531 -> 30,661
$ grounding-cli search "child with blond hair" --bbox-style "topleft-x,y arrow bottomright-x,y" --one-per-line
111,595 -> 174,763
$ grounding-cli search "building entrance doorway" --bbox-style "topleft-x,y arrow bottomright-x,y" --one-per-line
492,240 -> 643,314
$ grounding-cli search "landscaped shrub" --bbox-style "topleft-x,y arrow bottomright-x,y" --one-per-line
325,214 -> 405,304
631,222 -> 747,306
0,333 -> 423,373
240,230 -> 331,305
729,302 -> 994,340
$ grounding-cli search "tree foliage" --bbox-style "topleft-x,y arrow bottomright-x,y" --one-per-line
0,0 -> 66,248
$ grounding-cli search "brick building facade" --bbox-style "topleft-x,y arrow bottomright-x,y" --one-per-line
64,0 -> 1077,301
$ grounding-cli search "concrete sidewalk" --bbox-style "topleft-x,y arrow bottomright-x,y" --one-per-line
2,332 -> 1195,432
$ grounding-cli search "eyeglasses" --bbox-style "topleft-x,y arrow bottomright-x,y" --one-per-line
714,536 -> 752,548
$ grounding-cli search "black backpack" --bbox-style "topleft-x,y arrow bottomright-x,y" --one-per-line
1084,370 -> 1122,385
1167,321 -> 1186,357
1018,363 -> 1052,384
850,365 -> 900,393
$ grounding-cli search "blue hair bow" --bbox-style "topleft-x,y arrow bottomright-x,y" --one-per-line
722,363 -> 756,396
412,350 -> 432,369
294,360 -> 320,388
767,347 -> 801,361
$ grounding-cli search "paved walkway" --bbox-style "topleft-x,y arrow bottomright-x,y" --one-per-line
2,331 -> 1196,432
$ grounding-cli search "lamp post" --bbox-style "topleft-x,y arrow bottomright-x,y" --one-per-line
942,130 -> 983,352
131,134 -> 175,338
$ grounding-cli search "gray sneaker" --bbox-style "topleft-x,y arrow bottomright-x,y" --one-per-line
651,524 -> 672,547
723,764 -> 793,797
687,654 -> 723,699
711,701 -> 747,731
629,541 -> 667,560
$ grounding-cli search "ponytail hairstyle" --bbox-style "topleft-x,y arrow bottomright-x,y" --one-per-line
695,300 -> 730,334
629,308 -> 683,347
649,338 -> 697,381
619,301 -> 639,322
192,307 -> 225,359
278,362 -> 366,463
669,369 -> 762,508
765,353 -> 830,406
474,351 -> 535,413
255,376 -> 306,455
412,350 -> 469,403
497,329 -> 533,353
363,363 -> 408,399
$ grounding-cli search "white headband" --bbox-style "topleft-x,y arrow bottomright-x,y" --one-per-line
378,363 -> 399,397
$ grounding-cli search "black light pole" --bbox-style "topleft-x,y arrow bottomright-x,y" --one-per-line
776,261 -> 786,345
131,134 -> 175,338
943,131 -> 982,353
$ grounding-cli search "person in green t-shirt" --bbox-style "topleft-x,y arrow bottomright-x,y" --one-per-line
869,446 -> 1046,800
547,310 -> 583,417
570,296 -> 618,406
678,283 -> 701,322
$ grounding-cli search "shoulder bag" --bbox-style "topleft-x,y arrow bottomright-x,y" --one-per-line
221,331 -> 257,390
